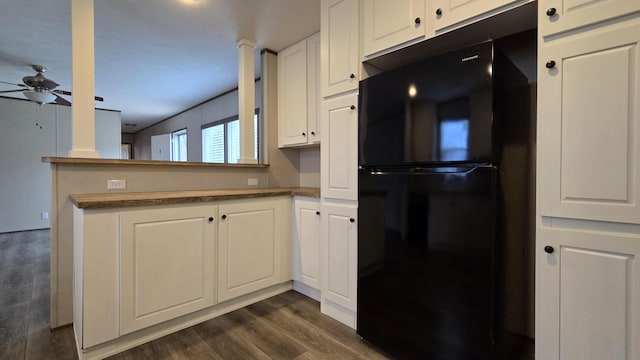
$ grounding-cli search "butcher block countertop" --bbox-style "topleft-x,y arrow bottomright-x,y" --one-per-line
70,187 -> 320,209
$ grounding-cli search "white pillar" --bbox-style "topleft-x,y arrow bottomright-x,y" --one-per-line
69,0 -> 99,158
237,39 -> 257,164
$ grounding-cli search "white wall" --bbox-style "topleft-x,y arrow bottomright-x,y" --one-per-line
0,97 -> 121,233
134,82 -> 262,161
299,147 -> 320,187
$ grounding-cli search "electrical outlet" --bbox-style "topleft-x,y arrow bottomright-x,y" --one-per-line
107,179 -> 127,190
248,178 -> 258,186
41,212 -> 49,220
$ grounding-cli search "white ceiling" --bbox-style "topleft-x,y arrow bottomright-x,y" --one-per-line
0,0 -> 320,133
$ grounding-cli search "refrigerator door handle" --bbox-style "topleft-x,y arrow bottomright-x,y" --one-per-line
360,164 -> 495,175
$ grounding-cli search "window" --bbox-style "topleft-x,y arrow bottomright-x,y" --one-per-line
439,118 -> 469,161
171,129 -> 187,161
202,111 -> 259,163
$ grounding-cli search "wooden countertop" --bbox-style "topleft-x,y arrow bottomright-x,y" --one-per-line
70,187 -> 320,209
42,157 -> 269,169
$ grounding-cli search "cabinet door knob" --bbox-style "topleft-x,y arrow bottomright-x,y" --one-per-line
302,132 -> 306,136
316,211 -> 320,215
436,8 -> 443,16
349,218 -> 355,223
545,60 -> 556,69
221,214 -> 227,220
311,131 -> 315,136
546,7 -> 557,16
544,245 -> 555,254
414,17 -> 421,25
350,105 -> 356,110
208,217 -> 214,223
350,73 -> 355,79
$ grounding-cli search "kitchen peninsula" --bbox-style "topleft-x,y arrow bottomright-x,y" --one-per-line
71,186 -> 318,359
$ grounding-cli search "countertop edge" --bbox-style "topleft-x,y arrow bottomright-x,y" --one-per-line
42,157 -> 270,169
70,188 -> 320,209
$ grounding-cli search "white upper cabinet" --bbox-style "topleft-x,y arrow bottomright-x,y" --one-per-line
537,226 -> 640,360
321,92 -> 359,201
321,0 -> 360,97
538,19 -> 640,224
539,0 -> 640,37
278,33 -> 321,147
429,0 -> 522,33
362,0 -> 426,58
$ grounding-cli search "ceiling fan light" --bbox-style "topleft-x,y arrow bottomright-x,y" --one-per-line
23,90 -> 56,105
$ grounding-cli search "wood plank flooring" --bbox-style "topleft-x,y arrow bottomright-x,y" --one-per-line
0,229 -> 77,360
0,229 -> 533,360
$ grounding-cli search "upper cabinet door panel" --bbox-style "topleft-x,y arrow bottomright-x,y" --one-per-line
429,0 -> 522,33
321,0 -> 360,97
362,0 -> 426,58
539,0 -> 640,37
307,33 -> 321,144
278,39 -> 308,147
321,92 -> 359,201
538,20 -> 640,223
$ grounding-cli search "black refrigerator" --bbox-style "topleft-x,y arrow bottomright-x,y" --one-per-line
357,41 -> 533,359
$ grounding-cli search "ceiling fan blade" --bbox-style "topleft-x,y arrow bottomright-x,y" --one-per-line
53,94 -> 71,106
0,80 -> 27,87
53,89 -> 104,102
0,89 -> 25,94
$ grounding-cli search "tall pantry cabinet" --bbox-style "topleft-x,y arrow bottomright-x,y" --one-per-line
320,0 -> 360,329
536,1 -> 640,359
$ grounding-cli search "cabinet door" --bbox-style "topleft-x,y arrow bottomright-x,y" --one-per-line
307,33 -> 321,144
321,202 -> 358,313
120,205 -> 217,335
537,227 -> 640,360
429,0 -> 521,32
293,198 -> 321,289
362,0 -> 426,58
278,39 -> 308,147
321,0 -> 360,97
539,0 -> 640,37
538,20 -> 640,224
217,199 -> 282,302
321,92 -> 358,201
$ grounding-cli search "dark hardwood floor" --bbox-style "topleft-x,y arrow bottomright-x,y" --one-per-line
0,230 -> 387,360
0,229 -> 77,360
1,230 -> 533,360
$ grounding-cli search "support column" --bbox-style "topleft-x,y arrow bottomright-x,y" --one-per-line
69,0 -> 99,158
237,39 -> 257,164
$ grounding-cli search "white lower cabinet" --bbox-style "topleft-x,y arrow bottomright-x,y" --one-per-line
320,200 -> 358,328
72,196 -> 293,358
537,225 -> 640,360
119,205 -> 217,335
293,197 -> 322,292
217,198 -> 286,302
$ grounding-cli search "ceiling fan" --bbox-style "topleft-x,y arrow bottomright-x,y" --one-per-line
0,65 -> 103,106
